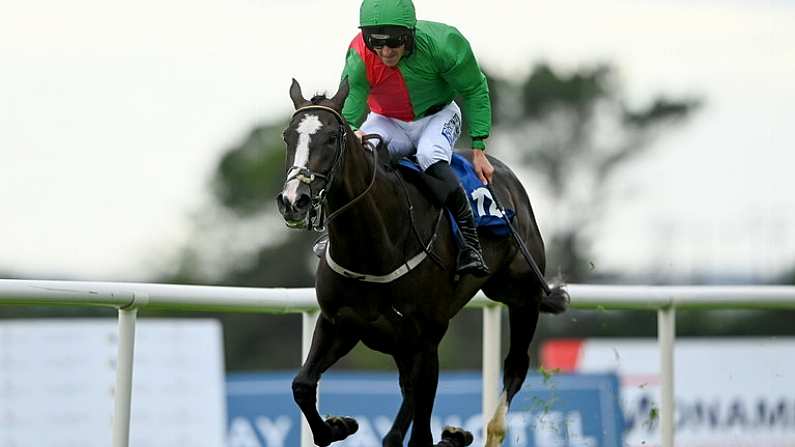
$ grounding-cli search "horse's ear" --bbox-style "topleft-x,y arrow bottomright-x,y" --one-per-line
289,78 -> 308,109
329,77 -> 350,111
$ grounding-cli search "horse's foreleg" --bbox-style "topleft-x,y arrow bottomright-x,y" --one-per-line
406,346 -> 439,447
383,354 -> 414,447
405,346 -> 473,447
485,303 -> 540,447
292,314 -> 359,447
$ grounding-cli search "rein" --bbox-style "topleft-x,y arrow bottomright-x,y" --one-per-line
288,105 -> 377,232
325,134 -> 380,225
286,105 -> 442,283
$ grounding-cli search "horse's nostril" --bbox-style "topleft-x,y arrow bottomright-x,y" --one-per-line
295,193 -> 311,210
276,193 -> 287,211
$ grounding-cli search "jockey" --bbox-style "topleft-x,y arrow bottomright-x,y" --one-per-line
341,0 -> 493,277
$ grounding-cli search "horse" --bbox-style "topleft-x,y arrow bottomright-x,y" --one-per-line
276,78 -> 569,447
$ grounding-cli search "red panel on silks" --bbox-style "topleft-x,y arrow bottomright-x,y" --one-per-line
350,34 -> 414,121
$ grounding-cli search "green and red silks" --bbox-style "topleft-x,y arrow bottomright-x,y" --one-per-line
341,20 -> 492,146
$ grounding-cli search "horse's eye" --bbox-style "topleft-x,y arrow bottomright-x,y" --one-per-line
327,134 -> 337,145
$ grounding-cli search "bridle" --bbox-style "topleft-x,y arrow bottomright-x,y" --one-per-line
284,105 -> 378,232
285,104 -> 444,283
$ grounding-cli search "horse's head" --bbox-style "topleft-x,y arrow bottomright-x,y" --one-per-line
276,78 -> 350,230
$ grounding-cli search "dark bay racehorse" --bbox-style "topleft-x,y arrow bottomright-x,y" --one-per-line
276,78 -> 568,447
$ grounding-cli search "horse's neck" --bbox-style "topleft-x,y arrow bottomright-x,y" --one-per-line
325,137 -> 408,269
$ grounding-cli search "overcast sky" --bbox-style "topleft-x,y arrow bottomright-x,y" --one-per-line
2,0 -> 794,282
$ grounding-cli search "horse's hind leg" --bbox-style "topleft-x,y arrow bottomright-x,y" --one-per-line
503,303 -> 540,400
485,303 -> 540,447
292,315 -> 360,447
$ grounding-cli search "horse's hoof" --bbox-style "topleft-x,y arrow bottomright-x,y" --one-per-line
382,431 -> 403,447
326,416 -> 359,442
441,426 -> 474,446
486,418 -> 507,446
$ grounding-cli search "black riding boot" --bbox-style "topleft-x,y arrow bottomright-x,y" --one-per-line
425,161 -> 490,277
447,185 -> 490,277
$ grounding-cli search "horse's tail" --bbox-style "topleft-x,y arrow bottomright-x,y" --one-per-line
539,282 -> 569,314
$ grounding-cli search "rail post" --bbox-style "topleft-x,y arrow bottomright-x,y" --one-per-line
111,306 -> 137,447
658,306 -> 676,447
482,304 -> 502,436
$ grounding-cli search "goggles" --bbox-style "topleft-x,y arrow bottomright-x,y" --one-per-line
366,32 -> 408,49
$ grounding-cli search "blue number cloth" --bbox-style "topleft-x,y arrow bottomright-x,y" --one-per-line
399,153 -> 515,239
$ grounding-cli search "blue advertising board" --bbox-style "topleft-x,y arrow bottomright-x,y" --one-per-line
227,372 -> 623,447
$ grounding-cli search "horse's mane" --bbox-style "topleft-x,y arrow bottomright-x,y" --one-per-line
304,92 -> 391,166
310,94 -> 329,105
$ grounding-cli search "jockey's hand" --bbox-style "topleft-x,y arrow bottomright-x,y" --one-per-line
472,149 -> 494,185
354,130 -> 366,142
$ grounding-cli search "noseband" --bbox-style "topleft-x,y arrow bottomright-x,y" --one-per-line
286,105 -> 378,231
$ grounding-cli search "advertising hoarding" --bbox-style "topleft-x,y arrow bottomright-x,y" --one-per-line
227,371 -> 624,447
542,337 -> 795,447
0,319 -> 226,447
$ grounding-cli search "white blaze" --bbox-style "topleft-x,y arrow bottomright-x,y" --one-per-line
284,114 -> 323,203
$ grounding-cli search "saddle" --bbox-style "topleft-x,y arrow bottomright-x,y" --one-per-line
397,153 -> 515,238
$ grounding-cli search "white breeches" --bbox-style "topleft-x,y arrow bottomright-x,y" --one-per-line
359,101 -> 462,171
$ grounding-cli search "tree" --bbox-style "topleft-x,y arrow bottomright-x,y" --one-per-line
490,63 -> 700,281
779,265 -> 795,285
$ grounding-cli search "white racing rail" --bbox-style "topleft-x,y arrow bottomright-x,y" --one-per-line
1,279 -> 795,447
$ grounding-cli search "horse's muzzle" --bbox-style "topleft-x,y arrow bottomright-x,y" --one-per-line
276,191 -> 312,228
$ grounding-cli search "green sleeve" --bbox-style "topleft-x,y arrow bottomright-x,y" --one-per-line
436,27 -> 492,148
341,47 -> 370,130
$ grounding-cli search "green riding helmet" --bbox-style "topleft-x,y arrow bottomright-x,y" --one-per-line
359,0 -> 416,54
359,0 -> 417,29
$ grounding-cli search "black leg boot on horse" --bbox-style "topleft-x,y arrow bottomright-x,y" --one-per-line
425,161 -> 490,277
